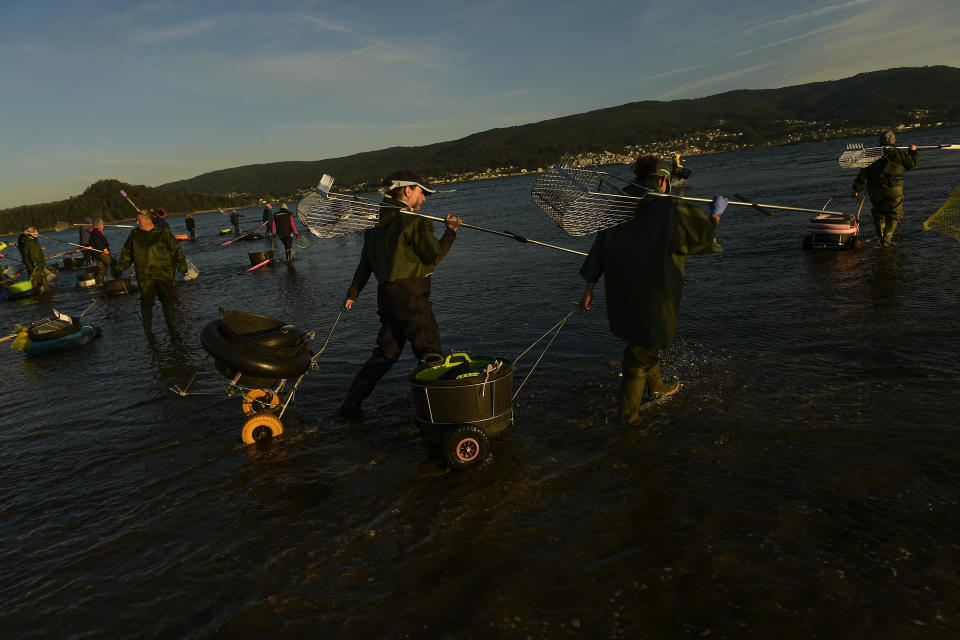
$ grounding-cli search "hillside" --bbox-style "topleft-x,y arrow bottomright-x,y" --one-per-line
0,179 -> 244,236
158,65 -> 960,197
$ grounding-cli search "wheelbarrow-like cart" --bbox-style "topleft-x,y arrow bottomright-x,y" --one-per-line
170,309 -> 339,444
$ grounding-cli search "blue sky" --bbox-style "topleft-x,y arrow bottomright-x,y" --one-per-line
1,0 -> 957,208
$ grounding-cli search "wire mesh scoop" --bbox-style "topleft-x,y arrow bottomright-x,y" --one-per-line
839,142 -> 960,169
530,156 -> 645,236
296,175 -> 383,239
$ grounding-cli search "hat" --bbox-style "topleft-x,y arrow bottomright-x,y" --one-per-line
879,130 -> 896,146
84,217 -> 93,224
22,223 -> 36,231
383,170 -> 436,194
155,208 -> 166,217
280,203 -> 287,209
95,218 -> 104,227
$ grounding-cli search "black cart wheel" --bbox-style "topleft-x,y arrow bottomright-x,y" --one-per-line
441,424 -> 489,471
241,412 -> 284,444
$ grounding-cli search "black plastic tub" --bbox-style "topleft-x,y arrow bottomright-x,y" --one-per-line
409,353 -> 513,438
249,250 -> 274,267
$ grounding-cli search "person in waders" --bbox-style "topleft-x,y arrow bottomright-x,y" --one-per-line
579,155 -> 727,425
230,209 -> 241,234
79,217 -> 94,265
87,219 -> 113,286
271,204 -> 299,261
338,170 -> 462,422
262,203 -> 273,237
16,224 -> 49,294
185,213 -> 196,239
114,210 -> 190,339
851,130 -> 918,246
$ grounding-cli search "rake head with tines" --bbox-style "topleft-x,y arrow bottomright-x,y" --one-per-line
296,175 -> 385,239
531,156 -> 641,236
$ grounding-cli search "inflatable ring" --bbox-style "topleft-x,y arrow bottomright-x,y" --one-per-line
242,389 -> 281,416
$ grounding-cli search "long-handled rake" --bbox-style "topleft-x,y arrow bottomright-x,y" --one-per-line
296,175 -> 586,256
838,143 -> 960,169
530,156 -> 851,236
54,221 -> 134,232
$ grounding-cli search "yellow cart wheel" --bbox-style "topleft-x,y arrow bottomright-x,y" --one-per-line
241,412 -> 283,444
241,389 -> 281,416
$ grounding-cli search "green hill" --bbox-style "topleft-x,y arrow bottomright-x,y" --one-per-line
158,65 -> 960,197
0,179 -> 244,236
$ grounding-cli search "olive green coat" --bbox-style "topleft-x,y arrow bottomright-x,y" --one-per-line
115,226 -> 187,282
347,195 -> 456,300
852,147 -> 919,220
580,195 -> 721,350
16,233 -> 45,275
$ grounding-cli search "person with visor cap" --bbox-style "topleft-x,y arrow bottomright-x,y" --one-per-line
338,170 -> 462,422
579,155 -> 727,425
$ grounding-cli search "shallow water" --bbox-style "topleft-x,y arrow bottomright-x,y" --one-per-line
2,129 -> 960,638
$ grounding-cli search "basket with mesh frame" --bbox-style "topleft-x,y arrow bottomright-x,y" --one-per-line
296,189 -> 386,239
27,311 -> 77,342
530,155 -> 639,236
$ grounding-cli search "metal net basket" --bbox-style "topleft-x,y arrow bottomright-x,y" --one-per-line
27,311 -> 75,340
530,156 -> 639,236
297,190 -> 383,239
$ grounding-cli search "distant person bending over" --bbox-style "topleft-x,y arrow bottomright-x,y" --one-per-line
271,204 -> 299,261
87,219 -> 112,286
79,217 -> 94,265
338,170 -> 462,422
262,203 -> 273,237
114,210 -> 190,338
16,224 -> 49,294
851,130 -> 918,246
230,209 -> 241,234
185,213 -> 196,240
579,155 -> 727,425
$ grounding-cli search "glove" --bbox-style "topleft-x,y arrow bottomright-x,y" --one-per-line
710,195 -> 729,218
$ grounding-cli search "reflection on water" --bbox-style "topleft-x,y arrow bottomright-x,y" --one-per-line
2,128 -> 960,638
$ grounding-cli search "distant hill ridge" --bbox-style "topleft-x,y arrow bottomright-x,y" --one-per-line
158,65 -> 960,197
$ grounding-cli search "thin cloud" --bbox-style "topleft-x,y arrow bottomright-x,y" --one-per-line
734,24 -> 842,58
657,62 -> 778,99
127,18 -> 220,45
744,0 -> 875,34
300,15 -> 354,35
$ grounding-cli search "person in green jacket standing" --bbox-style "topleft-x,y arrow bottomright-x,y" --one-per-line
338,170 -> 462,422
114,210 -> 190,337
852,130 -> 918,246
579,155 -> 726,425
16,224 -> 49,293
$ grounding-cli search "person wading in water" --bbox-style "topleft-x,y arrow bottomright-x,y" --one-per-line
337,170 -> 462,422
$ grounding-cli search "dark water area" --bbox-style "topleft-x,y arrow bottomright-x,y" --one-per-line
2,128 -> 960,638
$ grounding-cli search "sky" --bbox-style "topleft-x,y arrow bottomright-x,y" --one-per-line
1,0 -> 958,209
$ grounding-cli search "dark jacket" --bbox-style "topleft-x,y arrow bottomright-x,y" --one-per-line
346,195 -> 456,301
89,227 -> 110,253
185,216 -> 195,231
272,208 -> 298,237
17,233 -> 45,274
852,147 -> 919,218
580,193 -> 720,350
115,226 -> 187,282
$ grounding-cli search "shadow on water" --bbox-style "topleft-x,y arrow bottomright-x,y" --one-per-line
2,129 -> 960,638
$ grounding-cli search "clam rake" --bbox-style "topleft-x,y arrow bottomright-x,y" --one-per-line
530,156 -> 855,236
838,143 -> 960,169
296,175 -> 586,256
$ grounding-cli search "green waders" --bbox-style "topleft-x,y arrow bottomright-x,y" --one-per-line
619,344 -> 680,424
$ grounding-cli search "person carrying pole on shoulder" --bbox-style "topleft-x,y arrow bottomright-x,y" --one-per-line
16,223 -> 50,294
113,209 -> 190,339
337,170 -> 462,422
579,155 -> 727,425
851,130 -> 918,246
271,203 -> 299,261
87,219 -> 113,286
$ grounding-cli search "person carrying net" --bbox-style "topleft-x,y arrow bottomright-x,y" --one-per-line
337,170 -> 462,422
579,155 -> 727,425
851,130 -> 918,246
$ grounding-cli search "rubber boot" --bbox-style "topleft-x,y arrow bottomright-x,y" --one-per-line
873,217 -> 886,245
646,364 -> 680,405
882,219 -> 899,246
617,372 -> 647,426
